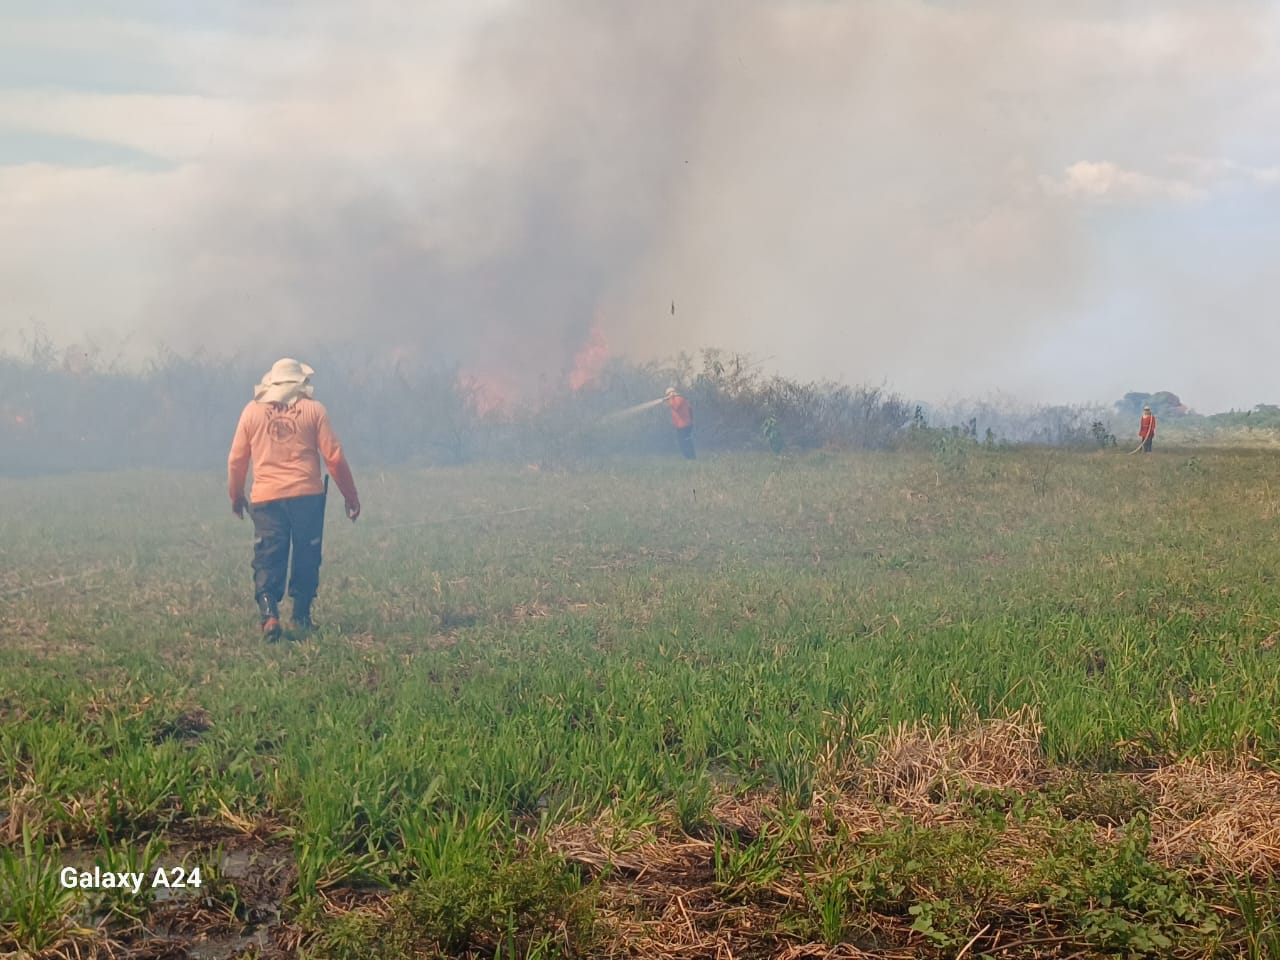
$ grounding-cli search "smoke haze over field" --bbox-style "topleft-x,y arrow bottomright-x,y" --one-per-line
2,1 -> 1280,410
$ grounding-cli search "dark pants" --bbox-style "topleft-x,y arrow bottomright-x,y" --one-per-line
250,494 -> 325,605
1142,436 -> 1153,452
676,426 -> 696,460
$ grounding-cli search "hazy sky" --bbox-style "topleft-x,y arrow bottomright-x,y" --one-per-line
2,0 -> 1279,412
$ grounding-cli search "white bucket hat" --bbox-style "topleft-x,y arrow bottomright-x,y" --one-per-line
254,358 -> 315,405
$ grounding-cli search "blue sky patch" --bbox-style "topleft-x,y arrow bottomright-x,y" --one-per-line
0,127 -> 174,170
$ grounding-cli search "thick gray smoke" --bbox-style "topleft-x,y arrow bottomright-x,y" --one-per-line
4,0 -> 1279,409
144,1 -> 726,393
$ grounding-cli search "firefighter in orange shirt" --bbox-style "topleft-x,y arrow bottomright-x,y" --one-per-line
227,359 -> 361,640
1138,404 -> 1157,453
665,386 -> 695,460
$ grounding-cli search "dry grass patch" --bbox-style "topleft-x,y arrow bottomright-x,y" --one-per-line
0,783 -> 45,845
1148,756 -> 1280,878
854,706 -> 1046,808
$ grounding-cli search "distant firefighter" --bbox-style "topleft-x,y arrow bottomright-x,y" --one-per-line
665,386 -> 695,460
227,359 -> 361,640
1138,404 -> 1157,453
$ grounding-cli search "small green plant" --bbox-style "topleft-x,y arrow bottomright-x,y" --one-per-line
1232,875 -> 1280,960
1029,452 -> 1056,496
802,872 -> 849,946
714,812 -> 809,900
932,428 -> 972,476
87,830 -> 168,926
908,898 -> 965,949
1090,420 -> 1117,448
672,770 -> 713,836
1038,817 -> 1218,955
312,848 -> 593,960
0,824 -> 89,951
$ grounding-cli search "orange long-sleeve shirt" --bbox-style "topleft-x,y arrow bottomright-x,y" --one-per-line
227,399 -> 358,506
1139,413 -> 1157,439
667,394 -> 692,430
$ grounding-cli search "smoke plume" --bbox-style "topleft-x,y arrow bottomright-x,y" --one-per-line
5,0 -> 1279,409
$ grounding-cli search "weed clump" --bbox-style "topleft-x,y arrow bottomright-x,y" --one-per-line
311,849 -> 594,959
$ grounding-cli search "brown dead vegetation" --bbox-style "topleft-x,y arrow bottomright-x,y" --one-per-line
1147,755 -> 1280,878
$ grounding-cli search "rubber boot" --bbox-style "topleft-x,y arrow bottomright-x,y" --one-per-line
257,592 -> 282,641
292,597 -> 315,633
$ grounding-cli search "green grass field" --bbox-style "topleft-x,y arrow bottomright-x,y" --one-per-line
5,447 -> 1280,958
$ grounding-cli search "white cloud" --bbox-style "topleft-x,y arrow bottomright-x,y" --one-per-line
0,90 -> 243,162
1168,154 -> 1280,187
1040,161 -> 1204,204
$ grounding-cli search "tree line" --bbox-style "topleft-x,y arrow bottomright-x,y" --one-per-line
1,334 -> 1126,476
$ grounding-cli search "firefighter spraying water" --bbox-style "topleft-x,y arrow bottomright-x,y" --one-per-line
598,396 -> 667,423
665,387 -> 695,460
597,387 -> 695,459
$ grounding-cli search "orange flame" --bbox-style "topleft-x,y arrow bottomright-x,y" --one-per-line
4,405 -> 30,431
458,369 -> 517,416
568,323 -> 609,391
